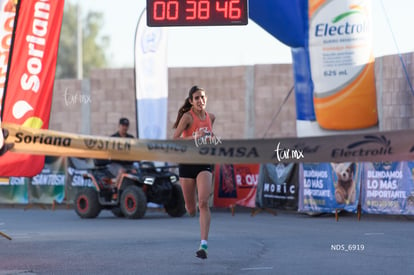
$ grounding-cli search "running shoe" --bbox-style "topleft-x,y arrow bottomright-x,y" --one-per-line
196,244 -> 208,259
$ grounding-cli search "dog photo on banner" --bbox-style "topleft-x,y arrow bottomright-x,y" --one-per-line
298,162 -> 362,213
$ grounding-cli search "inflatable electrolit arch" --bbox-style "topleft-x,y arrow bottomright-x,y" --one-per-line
249,0 -> 378,136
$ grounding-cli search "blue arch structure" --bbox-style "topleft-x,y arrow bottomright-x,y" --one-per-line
249,0 -> 315,121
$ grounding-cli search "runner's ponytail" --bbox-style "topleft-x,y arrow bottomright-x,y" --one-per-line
173,97 -> 192,129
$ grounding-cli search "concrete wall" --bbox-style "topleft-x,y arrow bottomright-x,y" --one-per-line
375,52 -> 414,131
49,52 -> 414,138
50,64 -> 296,139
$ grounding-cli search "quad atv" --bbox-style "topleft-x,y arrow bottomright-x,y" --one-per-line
73,160 -> 186,219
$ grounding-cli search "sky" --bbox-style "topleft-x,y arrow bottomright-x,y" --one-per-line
69,0 -> 414,68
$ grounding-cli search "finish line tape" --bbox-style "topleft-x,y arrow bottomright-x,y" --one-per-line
4,123 -> 414,164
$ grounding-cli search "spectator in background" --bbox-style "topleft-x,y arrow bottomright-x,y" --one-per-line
112,117 -> 134,139
106,118 -> 135,178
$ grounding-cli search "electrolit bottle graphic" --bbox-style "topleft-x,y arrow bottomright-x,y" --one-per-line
309,0 -> 378,130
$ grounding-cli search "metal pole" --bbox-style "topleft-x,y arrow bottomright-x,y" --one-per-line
77,3 -> 83,80
244,66 -> 255,138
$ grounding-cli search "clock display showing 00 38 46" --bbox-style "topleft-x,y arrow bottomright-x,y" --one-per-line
146,0 -> 248,27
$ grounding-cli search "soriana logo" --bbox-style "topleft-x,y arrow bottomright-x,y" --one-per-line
2,0 -> 64,130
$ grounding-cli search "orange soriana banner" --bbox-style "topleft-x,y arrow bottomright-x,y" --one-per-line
0,0 -> 17,108
0,0 -> 18,148
0,0 -> 64,176
214,164 -> 260,208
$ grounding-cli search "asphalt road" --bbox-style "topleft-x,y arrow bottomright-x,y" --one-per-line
1,207 -> 414,275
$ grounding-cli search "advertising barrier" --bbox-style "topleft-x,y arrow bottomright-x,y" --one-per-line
4,123 -> 414,164
3,156 -> 414,217
0,177 -> 28,204
1,159 -> 263,209
298,162 -> 361,213
0,156 -> 66,205
29,156 -> 66,204
65,157 -> 95,204
214,164 -> 260,208
298,161 -> 414,215
361,161 -> 414,215
255,163 -> 298,210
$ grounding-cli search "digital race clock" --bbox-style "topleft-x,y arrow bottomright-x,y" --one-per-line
146,0 -> 248,27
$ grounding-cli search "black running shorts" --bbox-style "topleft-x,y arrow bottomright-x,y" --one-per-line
179,164 -> 213,179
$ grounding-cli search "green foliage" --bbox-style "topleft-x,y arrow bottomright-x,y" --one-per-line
56,2 -> 109,79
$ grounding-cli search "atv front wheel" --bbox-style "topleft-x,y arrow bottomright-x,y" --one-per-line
165,183 -> 186,217
74,188 -> 101,218
120,186 -> 147,219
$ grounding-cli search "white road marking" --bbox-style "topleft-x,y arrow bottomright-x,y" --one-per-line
241,267 -> 274,271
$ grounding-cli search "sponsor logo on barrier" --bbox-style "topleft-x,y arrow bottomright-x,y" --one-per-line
147,142 -> 187,153
273,142 -> 305,161
331,135 -> 393,158
15,132 -> 71,146
9,177 -> 25,186
293,143 -> 319,154
194,134 -> 222,147
198,146 -> 259,158
84,138 -> 131,152
0,177 -> 25,186
234,166 -> 257,189
32,172 -> 65,186
264,183 -> 296,198
193,130 -> 222,148
67,167 -> 94,187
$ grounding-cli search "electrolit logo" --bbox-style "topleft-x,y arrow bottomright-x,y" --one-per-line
331,135 -> 393,158
314,4 -> 369,37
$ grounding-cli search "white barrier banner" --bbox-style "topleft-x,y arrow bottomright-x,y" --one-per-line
4,123 -> 414,164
